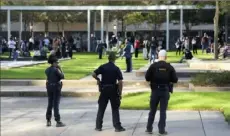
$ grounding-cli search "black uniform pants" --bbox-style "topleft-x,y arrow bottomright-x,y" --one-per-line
46,83 -> 62,122
96,87 -> 121,129
98,49 -> 103,59
9,48 -> 14,58
192,44 -> 198,55
176,47 -> 181,55
135,48 -> 139,58
147,87 -> 170,132
125,57 -> 132,72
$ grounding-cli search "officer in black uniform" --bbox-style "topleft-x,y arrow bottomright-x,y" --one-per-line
96,40 -> 106,59
92,52 -> 125,132
45,55 -> 66,127
145,50 -> 178,135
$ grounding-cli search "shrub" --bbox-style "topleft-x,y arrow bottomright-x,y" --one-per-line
191,71 -> 230,86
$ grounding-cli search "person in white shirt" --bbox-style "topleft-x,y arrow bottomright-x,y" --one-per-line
184,37 -> 190,50
8,37 -> 16,58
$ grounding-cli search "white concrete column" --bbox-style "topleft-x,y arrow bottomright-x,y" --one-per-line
87,10 -> 91,52
106,12 -> 109,47
7,10 -> 11,41
19,11 -> 23,42
166,8 -> 169,50
180,8 -> 183,38
101,9 -> 104,42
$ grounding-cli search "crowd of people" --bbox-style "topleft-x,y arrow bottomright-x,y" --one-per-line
0,35 -> 87,61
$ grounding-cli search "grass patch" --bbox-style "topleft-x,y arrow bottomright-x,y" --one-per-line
0,50 -> 213,79
191,71 -> 230,86
121,92 -> 230,122
0,52 -> 148,79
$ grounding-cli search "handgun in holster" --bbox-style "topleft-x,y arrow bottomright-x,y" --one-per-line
169,83 -> 174,93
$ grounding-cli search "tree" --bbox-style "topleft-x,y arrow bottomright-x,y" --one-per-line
213,1 -> 230,59
124,12 -> 145,35
144,11 -> 166,36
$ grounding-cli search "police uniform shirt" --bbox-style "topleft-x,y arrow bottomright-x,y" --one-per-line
145,61 -> 178,84
45,66 -> 65,83
94,62 -> 123,85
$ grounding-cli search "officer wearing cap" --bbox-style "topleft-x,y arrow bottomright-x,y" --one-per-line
45,55 -> 65,127
92,52 -> 125,132
145,50 -> 178,135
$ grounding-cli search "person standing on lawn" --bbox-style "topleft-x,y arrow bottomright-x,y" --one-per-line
92,52 -> 125,132
145,49 -> 178,135
45,55 -> 65,127
124,38 -> 133,72
134,38 -> 140,58
8,37 -> 16,59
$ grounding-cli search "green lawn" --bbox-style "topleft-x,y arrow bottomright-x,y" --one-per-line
121,92 -> 230,122
0,50 -> 213,79
0,53 -> 148,79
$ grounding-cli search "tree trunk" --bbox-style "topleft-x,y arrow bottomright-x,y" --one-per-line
57,22 -> 60,35
121,17 -> 124,37
44,21 -> 49,37
154,23 -> 157,36
214,0 -> 219,60
185,23 -> 190,37
62,22 -> 65,37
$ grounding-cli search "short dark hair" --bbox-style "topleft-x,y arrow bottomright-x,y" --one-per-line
108,52 -> 116,61
48,55 -> 58,64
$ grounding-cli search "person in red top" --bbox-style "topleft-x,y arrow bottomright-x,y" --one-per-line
134,38 -> 140,58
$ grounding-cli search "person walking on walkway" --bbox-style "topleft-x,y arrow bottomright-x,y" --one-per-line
145,50 -> 178,135
45,55 -> 66,127
150,37 -> 158,63
124,38 -> 133,72
92,52 -> 125,132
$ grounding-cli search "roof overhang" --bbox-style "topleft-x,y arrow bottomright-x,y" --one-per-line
0,5 -> 215,11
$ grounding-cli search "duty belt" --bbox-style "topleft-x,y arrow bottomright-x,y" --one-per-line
102,84 -> 116,87
47,82 -> 62,86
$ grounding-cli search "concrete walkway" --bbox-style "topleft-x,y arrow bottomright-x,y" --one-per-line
0,58 -> 70,69
1,97 -> 229,136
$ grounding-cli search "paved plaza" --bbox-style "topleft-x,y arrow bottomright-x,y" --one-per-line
1,97 -> 229,136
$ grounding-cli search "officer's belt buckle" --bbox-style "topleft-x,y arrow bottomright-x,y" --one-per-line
156,84 -> 168,89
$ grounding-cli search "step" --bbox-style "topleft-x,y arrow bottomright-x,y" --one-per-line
0,79 -> 190,87
0,86 -> 190,97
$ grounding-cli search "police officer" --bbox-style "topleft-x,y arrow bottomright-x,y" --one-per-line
145,50 -> 178,135
45,55 -> 65,127
96,40 -> 106,59
92,52 -> 125,132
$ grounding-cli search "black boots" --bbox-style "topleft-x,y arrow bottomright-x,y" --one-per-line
46,121 -> 66,127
